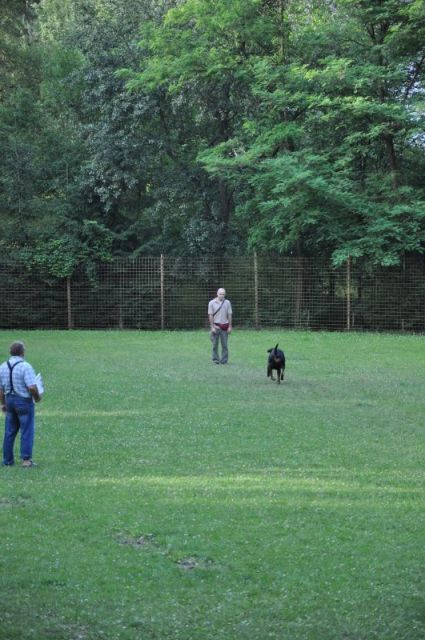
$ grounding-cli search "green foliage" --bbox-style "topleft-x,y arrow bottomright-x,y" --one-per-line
179,0 -> 425,262
28,237 -> 81,278
0,0 -> 424,264
23,221 -> 113,278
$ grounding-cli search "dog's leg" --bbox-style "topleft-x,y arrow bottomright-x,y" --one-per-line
277,369 -> 281,384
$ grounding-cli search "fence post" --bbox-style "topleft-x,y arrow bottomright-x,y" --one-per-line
254,251 -> 259,329
346,256 -> 351,331
295,256 -> 304,327
401,253 -> 406,331
160,254 -> 165,330
66,276 -> 73,330
118,260 -> 124,329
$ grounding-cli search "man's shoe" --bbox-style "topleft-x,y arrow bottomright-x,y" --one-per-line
22,460 -> 37,468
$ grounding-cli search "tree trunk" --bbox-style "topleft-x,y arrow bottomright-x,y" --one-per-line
383,132 -> 398,189
217,179 -> 233,255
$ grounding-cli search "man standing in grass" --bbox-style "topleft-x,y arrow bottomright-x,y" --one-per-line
0,341 -> 41,467
208,287 -> 233,364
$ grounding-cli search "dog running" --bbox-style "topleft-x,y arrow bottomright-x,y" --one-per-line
267,344 -> 285,384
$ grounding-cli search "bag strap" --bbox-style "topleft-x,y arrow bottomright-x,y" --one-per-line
212,300 -> 226,317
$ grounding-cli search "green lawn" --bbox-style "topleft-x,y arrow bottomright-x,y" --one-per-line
1,329 -> 424,640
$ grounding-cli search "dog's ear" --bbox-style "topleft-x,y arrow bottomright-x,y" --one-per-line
267,348 -> 272,353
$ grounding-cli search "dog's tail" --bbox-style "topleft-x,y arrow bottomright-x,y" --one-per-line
274,343 -> 278,352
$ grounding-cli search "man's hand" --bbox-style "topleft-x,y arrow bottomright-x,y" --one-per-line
0,392 -> 5,412
28,385 -> 41,403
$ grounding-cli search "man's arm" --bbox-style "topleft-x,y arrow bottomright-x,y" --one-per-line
227,300 -> 233,332
0,388 -> 5,413
23,364 -> 41,402
209,314 -> 216,333
28,384 -> 41,403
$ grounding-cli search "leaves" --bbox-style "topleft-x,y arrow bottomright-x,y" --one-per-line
0,0 -> 424,265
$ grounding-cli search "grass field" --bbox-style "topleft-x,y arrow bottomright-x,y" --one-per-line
1,329 -> 424,640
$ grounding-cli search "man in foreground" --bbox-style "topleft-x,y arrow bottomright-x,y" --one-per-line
208,287 -> 233,364
0,341 -> 41,467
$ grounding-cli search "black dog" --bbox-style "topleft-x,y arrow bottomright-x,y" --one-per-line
267,344 -> 285,384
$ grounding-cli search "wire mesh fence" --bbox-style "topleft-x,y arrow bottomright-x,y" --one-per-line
1,255 -> 424,331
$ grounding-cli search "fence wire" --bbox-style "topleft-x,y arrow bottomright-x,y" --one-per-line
0,256 -> 424,331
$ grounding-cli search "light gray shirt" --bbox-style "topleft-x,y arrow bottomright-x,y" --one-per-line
208,298 -> 232,324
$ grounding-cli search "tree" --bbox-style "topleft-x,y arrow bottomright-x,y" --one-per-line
126,0 -> 270,255
133,0 -> 425,263
1,0 -> 423,266
199,0 -> 425,263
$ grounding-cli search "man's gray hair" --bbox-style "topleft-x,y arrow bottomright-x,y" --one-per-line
9,341 -> 25,356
